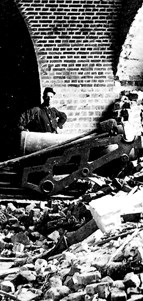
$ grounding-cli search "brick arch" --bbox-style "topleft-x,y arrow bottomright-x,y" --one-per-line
113,0 -> 143,75
116,3 -> 143,88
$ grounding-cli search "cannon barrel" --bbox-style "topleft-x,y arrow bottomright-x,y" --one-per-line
20,131 -> 81,155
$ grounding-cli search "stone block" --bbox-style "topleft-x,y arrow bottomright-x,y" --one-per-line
86,282 -> 110,299
123,272 -> 140,288
110,288 -> 127,301
76,271 -> 101,286
1,280 -> 15,293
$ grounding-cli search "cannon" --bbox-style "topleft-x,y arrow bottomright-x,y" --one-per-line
0,128 -> 141,200
0,1 -> 142,200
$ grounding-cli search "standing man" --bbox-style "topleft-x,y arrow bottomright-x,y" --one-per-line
17,87 -> 67,133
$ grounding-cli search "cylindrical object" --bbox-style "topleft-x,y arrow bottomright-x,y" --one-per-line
122,121 -> 135,142
20,131 -> 77,155
121,153 -> 129,162
82,167 -> 90,176
40,180 -> 54,194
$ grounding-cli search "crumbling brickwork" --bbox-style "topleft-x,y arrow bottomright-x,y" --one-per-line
117,3 -> 143,91
14,0 -> 142,134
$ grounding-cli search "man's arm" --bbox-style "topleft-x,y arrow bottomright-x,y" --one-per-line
17,107 -> 40,131
54,108 -> 67,129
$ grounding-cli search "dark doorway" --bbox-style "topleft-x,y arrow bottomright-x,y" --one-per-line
0,0 -> 40,159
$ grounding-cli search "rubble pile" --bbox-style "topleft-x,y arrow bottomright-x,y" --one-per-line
0,171 -> 142,300
0,195 -> 97,301
100,90 -> 143,138
112,90 -> 143,136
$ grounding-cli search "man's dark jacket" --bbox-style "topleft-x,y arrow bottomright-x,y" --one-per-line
17,104 -> 67,133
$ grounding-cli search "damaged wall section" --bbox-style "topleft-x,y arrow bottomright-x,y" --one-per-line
116,2 -> 143,91
14,0 -> 143,134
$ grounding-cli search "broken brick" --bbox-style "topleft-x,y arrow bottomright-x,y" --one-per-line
123,272 -> 140,289
75,270 -> 101,286
86,282 -> 110,299
110,288 -> 127,301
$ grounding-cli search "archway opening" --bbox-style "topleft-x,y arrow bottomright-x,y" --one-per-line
0,0 -> 41,159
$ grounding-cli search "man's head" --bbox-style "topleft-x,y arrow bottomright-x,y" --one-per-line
43,87 -> 56,106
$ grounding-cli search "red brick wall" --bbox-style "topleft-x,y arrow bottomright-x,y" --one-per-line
15,0 -> 123,134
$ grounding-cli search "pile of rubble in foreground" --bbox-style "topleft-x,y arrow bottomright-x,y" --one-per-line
0,163 -> 143,301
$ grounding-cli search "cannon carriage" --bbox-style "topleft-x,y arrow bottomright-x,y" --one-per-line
0,128 -> 141,200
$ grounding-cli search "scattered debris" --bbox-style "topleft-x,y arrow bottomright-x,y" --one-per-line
0,166 -> 142,300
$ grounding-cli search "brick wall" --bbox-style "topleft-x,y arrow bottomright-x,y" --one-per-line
15,0 -> 124,134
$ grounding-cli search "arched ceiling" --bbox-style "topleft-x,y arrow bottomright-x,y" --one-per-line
116,1 -> 143,84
